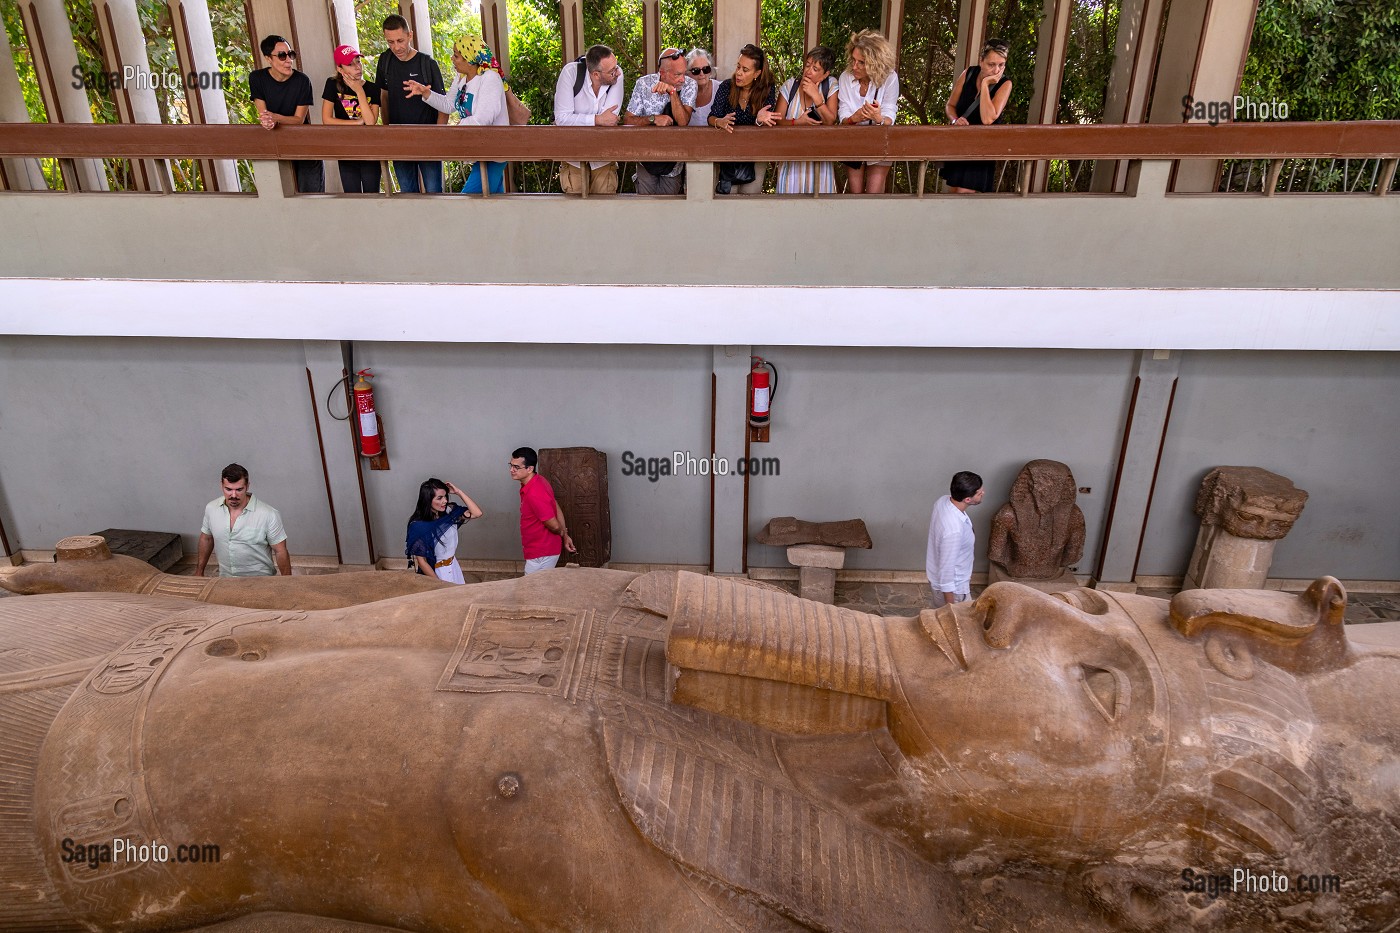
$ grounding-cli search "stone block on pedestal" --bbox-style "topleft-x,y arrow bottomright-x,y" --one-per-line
89,529 -> 182,570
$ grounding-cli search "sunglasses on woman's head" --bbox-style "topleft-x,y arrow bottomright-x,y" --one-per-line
689,65 -> 712,75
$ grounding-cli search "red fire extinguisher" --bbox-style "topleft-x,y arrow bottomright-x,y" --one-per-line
353,369 -> 383,457
748,356 -> 777,428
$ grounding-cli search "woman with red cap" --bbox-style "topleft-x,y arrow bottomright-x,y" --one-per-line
321,44 -> 382,192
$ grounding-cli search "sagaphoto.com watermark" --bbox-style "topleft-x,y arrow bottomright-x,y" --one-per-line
72,65 -> 230,92
620,450 -> 780,482
1181,94 -> 1289,126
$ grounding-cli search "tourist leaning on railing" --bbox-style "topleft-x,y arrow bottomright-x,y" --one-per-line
406,36 -> 510,195
707,44 -> 779,195
685,49 -> 717,127
774,46 -> 839,195
321,45 -> 382,193
940,38 -> 1013,194
623,48 -> 697,195
375,14 -> 447,193
249,35 -> 323,193
553,44 -> 625,195
837,30 -> 899,194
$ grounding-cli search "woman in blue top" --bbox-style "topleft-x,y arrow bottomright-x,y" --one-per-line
707,43 -> 779,194
405,478 -> 484,583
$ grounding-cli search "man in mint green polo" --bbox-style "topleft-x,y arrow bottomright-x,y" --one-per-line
196,463 -> 291,577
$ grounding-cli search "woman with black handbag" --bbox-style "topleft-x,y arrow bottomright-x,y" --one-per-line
707,44 -> 779,195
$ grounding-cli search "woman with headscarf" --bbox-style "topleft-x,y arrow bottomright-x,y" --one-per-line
405,478 -> 484,583
404,35 -> 510,194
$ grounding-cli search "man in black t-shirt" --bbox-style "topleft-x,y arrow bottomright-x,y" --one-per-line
248,35 -> 323,193
373,14 -> 447,193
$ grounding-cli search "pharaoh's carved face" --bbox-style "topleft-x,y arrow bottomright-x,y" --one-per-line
894,584 -> 1168,839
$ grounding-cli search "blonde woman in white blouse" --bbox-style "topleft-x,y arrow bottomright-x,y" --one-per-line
837,30 -> 898,194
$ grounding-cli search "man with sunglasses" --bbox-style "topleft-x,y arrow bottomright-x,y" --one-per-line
553,44 -> 624,195
249,35 -> 323,192
624,47 -> 696,194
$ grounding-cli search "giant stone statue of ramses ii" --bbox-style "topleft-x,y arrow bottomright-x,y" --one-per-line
1,542 -> 1397,932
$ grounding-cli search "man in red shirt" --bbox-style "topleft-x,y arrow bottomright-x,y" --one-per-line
510,447 -> 576,573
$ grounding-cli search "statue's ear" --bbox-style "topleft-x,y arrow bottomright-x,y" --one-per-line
1169,576 -> 1352,674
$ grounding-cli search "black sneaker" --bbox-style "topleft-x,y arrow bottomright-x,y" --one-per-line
715,179 -> 732,195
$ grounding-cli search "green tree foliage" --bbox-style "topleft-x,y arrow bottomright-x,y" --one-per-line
661,0 -> 713,57
761,0 -> 805,87
818,0 -> 880,66
584,0 -> 642,88
1058,0 -> 1116,123
896,0 -> 957,125
1240,0 -> 1400,120
980,0 -> 1039,127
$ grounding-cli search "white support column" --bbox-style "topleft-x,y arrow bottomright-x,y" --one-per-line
286,0 -> 339,190
92,0 -> 172,191
1147,0 -> 1259,192
954,0 -> 990,71
711,345 -> 750,575
167,0 -> 241,192
18,0 -> 109,191
0,17 -> 46,189
1090,0 -> 1166,192
803,0 -> 820,54
326,0 -> 356,49
880,0 -> 905,55
1092,348 -> 1181,591
1025,0 -> 1073,192
481,0 -> 510,74
400,0 -> 434,61
303,341 -> 376,566
560,0 -> 584,63
715,0 -> 760,81
642,0 -> 659,72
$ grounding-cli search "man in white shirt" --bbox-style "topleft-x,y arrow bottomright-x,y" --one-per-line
926,471 -> 984,608
197,463 -> 291,577
554,44 -> 624,195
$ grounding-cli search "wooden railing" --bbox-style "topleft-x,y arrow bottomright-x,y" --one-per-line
2,122 -> 1397,195
3,121 -> 1398,161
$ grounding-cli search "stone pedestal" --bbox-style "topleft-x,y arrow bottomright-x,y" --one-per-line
988,563 -> 1079,594
1184,524 -> 1277,591
787,544 -> 845,604
1185,466 -> 1307,591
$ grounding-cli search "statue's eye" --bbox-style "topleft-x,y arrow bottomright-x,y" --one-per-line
1081,665 -> 1122,723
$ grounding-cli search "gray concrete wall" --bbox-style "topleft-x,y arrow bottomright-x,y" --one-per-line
0,336 -> 336,556
1137,351 -> 1400,581
743,347 -> 1136,572
1,337 -> 1395,582
0,166 -> 1398,288
353,342 -> 713,565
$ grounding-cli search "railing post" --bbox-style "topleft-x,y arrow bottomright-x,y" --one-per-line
1125,159 -> 1172,199
687,162 -> 715,202
1376,159 -> 1397,198
251,159 -> 291,199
